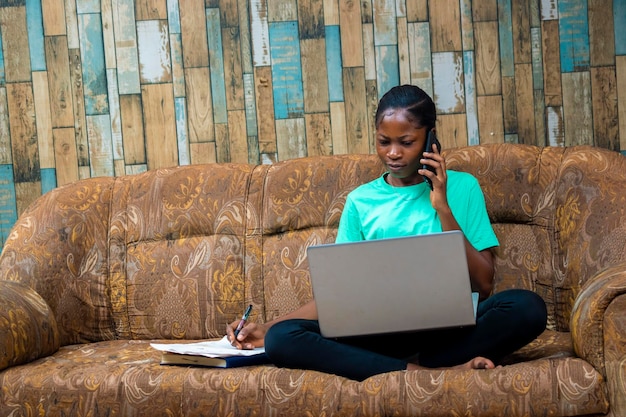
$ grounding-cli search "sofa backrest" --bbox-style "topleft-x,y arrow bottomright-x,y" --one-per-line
2,144 -> 625,344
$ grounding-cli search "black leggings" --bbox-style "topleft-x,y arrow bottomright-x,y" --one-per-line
264,289 -> 547,381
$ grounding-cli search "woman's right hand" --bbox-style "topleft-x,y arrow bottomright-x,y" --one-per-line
226,320 -> 268,350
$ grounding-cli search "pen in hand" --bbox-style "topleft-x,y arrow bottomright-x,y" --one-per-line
233,304 -> 253,338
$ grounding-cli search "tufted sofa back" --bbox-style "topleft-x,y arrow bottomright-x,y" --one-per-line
1,144 -> 625,345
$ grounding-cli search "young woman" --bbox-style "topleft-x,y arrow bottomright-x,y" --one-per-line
227,84 -> 547,381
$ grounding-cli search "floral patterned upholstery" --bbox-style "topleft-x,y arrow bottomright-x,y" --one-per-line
1,143 -> 624,416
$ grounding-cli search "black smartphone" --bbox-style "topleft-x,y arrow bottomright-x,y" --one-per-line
422,130 -> 441,190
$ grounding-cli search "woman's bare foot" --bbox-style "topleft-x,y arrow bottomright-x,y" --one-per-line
406,356 -> 497,371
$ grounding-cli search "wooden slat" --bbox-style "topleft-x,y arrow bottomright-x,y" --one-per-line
112,0 -> 140,95
533,89 -> 546,146
562,71 -> 593,146
227,109 -> 248,163
207,8 -> 227,122
502,76 -> 517,135
184,67 -> 214,143
106,69 -> 123,160
376,45 -> 400,100
0,164 -> 18,246
323,0 -> 339,25
498,0 -> 514,77
365,79 -> 378,152
339,0 -> 364,67
397,17 -> 410,85
214,123 -> 230,163
15,182 -> 41,217
588,0 -> 615,67
32,71 -> 54,168
512,0 -> 531,64
276,118 -> 307,160
531,27 -> 543,90
0,88 -> 12,164
591,66 -> 619,150
541,20 -> 561,106
101,0 -> 117,69
437,113 -> 468,149
373,0 -> 396,46
472,0 -> 497,22
546,105 -> 564,146
68,49 -> 90,166
406,0 -> 427,22
301,38 -> 329,113
119,94 -> 146,164
342,67 -> 369,154
463,51 -> 479,146
7,83 -> 40,182
614,0 -> 626,55
45,36 -> 74,128
64,0 -> 80,48
78,13 -> 109,115
558,0 -> 590,72
268,0 -> 298,22
361,0 -> 373,24
189,142 -> 217,164
305,112 -> 332,156
179,0 -> 209,68
137,19 -> 172,84
330,101 -> 347,154
76,0 -> 100,14
298,0 -> 324,39
432,52 -> 465,114
429,0 -> 461,53
41,0 -> 65,36
141,83 -> 179,169
135,0 -> 167,20
325,25 -> 344,101
175,96 -> 190,165
222,26 -> 244,110
167,0 -> 182,33
53,127 -> 80,185
86,114 -> 115,177
0,6 -> 31,82
26,0 -> 46,70
170,33 -> 186,97
541,0 -> 558,20
269,21 -> 304,119
219,0 -> 239,28
477,94 -> 504,144
40,168 -> 56,193
514,63 -> 535,144
243,73 -> 258,137
459,0 -> 473,50
362,23 -> 376,81
254,66 -> 277,153
474,21 -> 501,96
250,0 -> 271,66
408,22 -> 432,96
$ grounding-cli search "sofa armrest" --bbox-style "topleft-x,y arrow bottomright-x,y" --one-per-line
570,263 -> 626,375
0,280 -> 60,371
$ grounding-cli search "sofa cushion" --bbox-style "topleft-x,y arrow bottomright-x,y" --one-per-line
0,339 -> 608,417
0,281 -> 59,371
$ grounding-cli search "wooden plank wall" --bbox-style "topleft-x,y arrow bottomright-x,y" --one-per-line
0,0 -> 625,246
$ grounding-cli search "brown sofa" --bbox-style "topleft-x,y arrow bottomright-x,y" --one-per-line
1,143 -> 625,416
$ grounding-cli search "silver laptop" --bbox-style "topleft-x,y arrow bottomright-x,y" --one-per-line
307,230 -> 479,338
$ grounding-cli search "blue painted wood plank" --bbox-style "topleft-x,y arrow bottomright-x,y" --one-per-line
167,0 -> 181,34
463,51 -> 479,146
175,97 -> 190,165
269,21 -> 304,119
0,30 -> 5,85
375,45 -> 399,100
40,167 -> 57,194
497,0 -> 514,77
615,0 -> 626,55
77,0 -> 101,14
78,13 -> 109,115
325,25 -> 344,102
206,8 -> 227,124
112,0 -> 140,95
558,0 -> 590,72
0,164 -> 18,248
25,0 -> 46,71
531,27 -> 544,90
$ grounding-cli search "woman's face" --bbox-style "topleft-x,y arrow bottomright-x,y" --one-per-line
375,108 -> 429,187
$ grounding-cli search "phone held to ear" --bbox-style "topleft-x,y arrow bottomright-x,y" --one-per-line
422,130 -> 441,190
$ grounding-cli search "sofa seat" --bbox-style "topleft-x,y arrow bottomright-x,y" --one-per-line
0,332 -> 608,416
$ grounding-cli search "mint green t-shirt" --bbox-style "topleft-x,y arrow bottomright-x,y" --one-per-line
336,170 -> 499,252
